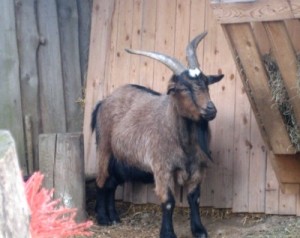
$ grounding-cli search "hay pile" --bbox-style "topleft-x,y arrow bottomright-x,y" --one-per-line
263,54 -> 300,151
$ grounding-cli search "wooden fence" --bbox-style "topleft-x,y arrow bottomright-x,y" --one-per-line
0,0 -> 92,175
84,0 -> 300,215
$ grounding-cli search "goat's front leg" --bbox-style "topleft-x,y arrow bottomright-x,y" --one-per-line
187,185 -> 207,238
160,189 -> 176,238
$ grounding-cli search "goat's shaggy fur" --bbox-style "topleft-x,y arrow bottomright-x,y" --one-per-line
92,73 -> 223,238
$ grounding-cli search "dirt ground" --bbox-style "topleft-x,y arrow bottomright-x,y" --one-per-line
86,201 -> 300,238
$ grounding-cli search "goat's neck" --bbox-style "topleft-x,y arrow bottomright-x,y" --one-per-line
166,97 -> 193,149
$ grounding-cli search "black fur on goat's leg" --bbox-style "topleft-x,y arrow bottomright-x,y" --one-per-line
96,186 -> 112,225
160,189 -> 177,238
105,176 -> 121,224
187,185 -> 208,238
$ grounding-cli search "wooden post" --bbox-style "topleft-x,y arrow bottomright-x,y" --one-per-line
0,130 -> 31,238
39,132 -> 86,222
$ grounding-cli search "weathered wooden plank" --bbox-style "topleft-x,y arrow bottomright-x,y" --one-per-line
263,21 -> 300,125
248,112 -> 267,213
128,0 -> 142,85
57,0 -> 83,132
203,4 -> 236,209
224,23 -> 295,154
279,189 -> 297,215
290,0 -> 300,18
270,154 -> 300,185
24,115 -> 34,174
37,0 -> 67,133
152,0 -> 176,92
0,131 -> 31,238
285,19 -> 300,53
54,133 -> 86,222
174,0 -> 191,207
265,154 -> 279,214
83,0 -> 115,177
138,0 -> 156,87
138,0 -> 157,204
232,71 -> 251,213
39,133 -> 56,189
0,0 -> 26,173
128,0 -> 149,204
297,194 -> 300,216
77,0 -> 93,86
189,0 -> 210,207
109,0 -> 133,92
15,0 -> 40,171
210,0 -> 295,24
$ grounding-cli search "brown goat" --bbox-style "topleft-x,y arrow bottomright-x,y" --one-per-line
92,32 -> 224,238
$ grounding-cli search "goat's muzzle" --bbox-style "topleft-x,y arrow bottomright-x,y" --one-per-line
202,101 -> 217,121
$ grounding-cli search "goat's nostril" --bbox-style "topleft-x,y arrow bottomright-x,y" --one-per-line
206,101 -> 215,110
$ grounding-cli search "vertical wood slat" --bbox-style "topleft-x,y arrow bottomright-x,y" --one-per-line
15,0 -> 40,171
152,0 -> 176,92
189,0 -> 210,207
138,0 -> 157,204
248,113 -> 267,213
57,0 -> 83,132
39,134 -> 57,189
54,133 -> 86,221
232,71 -> 251,212
174,0 -> 191,207
265,154 -> 279,214
39,133 -> 86,222
0,131 -> 31,238
285,19 -> 300,53
146,0 -> 178,205
129,0 -> 149,205
224,23 -> 294,154
203,2 -> 236,209
83,0 -> 115,177
0,0 -> 26,172
77,0 -> 93,86
37,0 -> 66,133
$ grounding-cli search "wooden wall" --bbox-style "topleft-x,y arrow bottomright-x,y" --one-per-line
0,0 -> 92,175
84,0 -> 300,215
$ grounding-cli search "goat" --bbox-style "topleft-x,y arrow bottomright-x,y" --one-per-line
91,32 -> 224,238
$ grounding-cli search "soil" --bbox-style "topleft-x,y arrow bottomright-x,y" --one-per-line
86,202 -> 300,238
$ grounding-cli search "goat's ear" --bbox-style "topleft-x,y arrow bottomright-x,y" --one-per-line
207,74 -> 224,85
167,75 -> 179,94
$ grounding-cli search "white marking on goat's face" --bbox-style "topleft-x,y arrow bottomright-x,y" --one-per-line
188,68 -> 201,78
166,203 -> 172,210
197,197 -> 200,204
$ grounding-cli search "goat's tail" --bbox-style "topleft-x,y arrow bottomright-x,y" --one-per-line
91,101 -> 102,132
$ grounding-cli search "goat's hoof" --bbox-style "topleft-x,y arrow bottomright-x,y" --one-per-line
111,219 -> 121,225
160,232 -> 177,238
96,217 -> 112,226
193,229 -> 208,238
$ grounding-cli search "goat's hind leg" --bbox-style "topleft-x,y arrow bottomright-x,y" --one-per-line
95,185 -> 111,225
187,184 -> 207,238
106,176 -> 121,224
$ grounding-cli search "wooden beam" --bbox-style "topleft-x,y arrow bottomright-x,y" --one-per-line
263,21 -> 300,125
39,133 -> 86,222
270,153 -> 300,184
223,23 -> 295,154
0,131 -> 31,237
290,0 -> 300,18
210,0 -> 295,24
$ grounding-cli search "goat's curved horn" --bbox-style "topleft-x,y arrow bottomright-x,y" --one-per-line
125,49 -> 186,75
186,31 -> 207,69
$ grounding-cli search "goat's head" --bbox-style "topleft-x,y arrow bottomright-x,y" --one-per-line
125,32 -> 224,121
